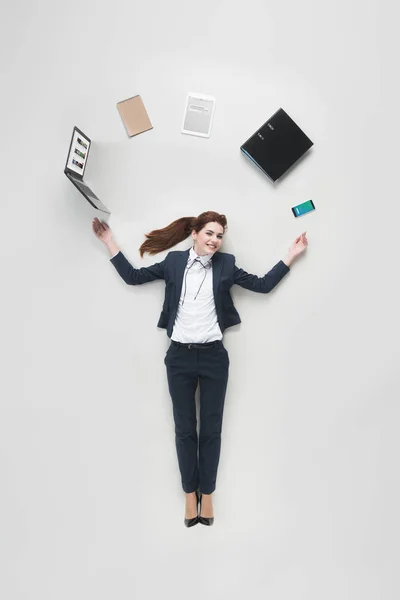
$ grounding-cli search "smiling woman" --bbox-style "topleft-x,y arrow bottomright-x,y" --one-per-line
193,222 -> 225,254
138,211 -> 227,257
92,210 -> 308,528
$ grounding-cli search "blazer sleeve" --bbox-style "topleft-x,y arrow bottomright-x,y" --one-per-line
233,259 -> 290,293
109,251 -> 165,285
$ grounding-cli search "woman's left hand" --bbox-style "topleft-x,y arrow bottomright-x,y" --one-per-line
288,232 -> 308,259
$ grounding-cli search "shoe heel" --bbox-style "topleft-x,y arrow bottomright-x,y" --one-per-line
198,492 -> 214,526
184,490 -> 200,528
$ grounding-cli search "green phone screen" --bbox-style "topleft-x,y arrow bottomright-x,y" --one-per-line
293,200 -> 315,216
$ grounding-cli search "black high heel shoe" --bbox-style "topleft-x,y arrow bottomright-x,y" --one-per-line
184,490 -> 200,528
198,492 -> 214,526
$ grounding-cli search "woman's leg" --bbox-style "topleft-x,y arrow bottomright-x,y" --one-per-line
164,344 -> 199,494
198,343 -> 230,498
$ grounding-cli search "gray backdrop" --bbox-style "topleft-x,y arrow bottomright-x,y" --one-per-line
1,0 -> 399,599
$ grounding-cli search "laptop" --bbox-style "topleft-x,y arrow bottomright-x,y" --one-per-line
240,108 -> 313,182
64,126 -> 111,214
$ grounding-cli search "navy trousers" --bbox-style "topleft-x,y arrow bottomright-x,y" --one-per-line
164,340 -> 230,495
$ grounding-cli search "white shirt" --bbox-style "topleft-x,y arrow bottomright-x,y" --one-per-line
171,248 -> 223,343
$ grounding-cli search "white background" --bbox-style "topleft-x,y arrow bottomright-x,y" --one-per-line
1,1 -> 399,599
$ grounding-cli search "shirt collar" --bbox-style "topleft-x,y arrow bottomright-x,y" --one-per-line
188,247 -> 213,267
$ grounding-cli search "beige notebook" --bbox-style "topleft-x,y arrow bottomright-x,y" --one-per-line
116,95 -> 153,137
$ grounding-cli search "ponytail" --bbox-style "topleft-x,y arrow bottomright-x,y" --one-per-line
139,211 -> 227,257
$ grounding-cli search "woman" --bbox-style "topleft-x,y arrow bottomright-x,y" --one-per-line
92,211 -> 308,527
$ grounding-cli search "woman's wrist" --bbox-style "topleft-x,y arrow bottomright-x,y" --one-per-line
106,238 -> 120,257
283,253 -> 295,268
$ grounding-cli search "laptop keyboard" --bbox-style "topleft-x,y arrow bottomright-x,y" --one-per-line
75,180 -> 95,196
70,176 -> 109,212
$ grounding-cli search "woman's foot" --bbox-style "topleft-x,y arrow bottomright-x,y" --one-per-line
199,493 -> 214,519
185,491 -> 199,520
199,493 -> 214,526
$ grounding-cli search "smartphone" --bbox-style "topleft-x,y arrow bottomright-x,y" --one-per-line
291,199 -> 315,217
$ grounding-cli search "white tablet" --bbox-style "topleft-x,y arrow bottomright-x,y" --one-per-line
181,92 -> 216,138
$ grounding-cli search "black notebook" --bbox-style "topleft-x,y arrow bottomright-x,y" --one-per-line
240,108 -> 313,182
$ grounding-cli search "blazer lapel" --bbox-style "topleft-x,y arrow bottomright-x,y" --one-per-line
174,250 -> 190,306
212,251 -> 224,301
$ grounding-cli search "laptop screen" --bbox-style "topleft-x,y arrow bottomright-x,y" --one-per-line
66,129 -> 91,177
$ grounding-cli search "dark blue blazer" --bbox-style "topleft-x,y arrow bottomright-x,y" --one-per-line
110,249 -> 290,337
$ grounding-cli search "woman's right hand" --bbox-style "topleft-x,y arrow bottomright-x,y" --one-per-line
92,217 -> 113,245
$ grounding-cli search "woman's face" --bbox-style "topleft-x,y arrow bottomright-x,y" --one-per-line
192,221 -> 224,256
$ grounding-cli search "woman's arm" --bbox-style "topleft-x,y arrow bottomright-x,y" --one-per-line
105,238 -> 120,258
282,231 -> 308,267
92,218 -> 116,250
233,232 -> 308,293
110,251 -> 165,285
233,260 -> 290,293
92,218 -> 165,285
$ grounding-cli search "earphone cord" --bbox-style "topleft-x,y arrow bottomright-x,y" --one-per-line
182,259 -> 210,306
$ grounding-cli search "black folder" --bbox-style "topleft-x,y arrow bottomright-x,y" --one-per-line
240,108 -> 313,182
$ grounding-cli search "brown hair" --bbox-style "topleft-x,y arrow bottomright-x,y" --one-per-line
139,211 -> 228,257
